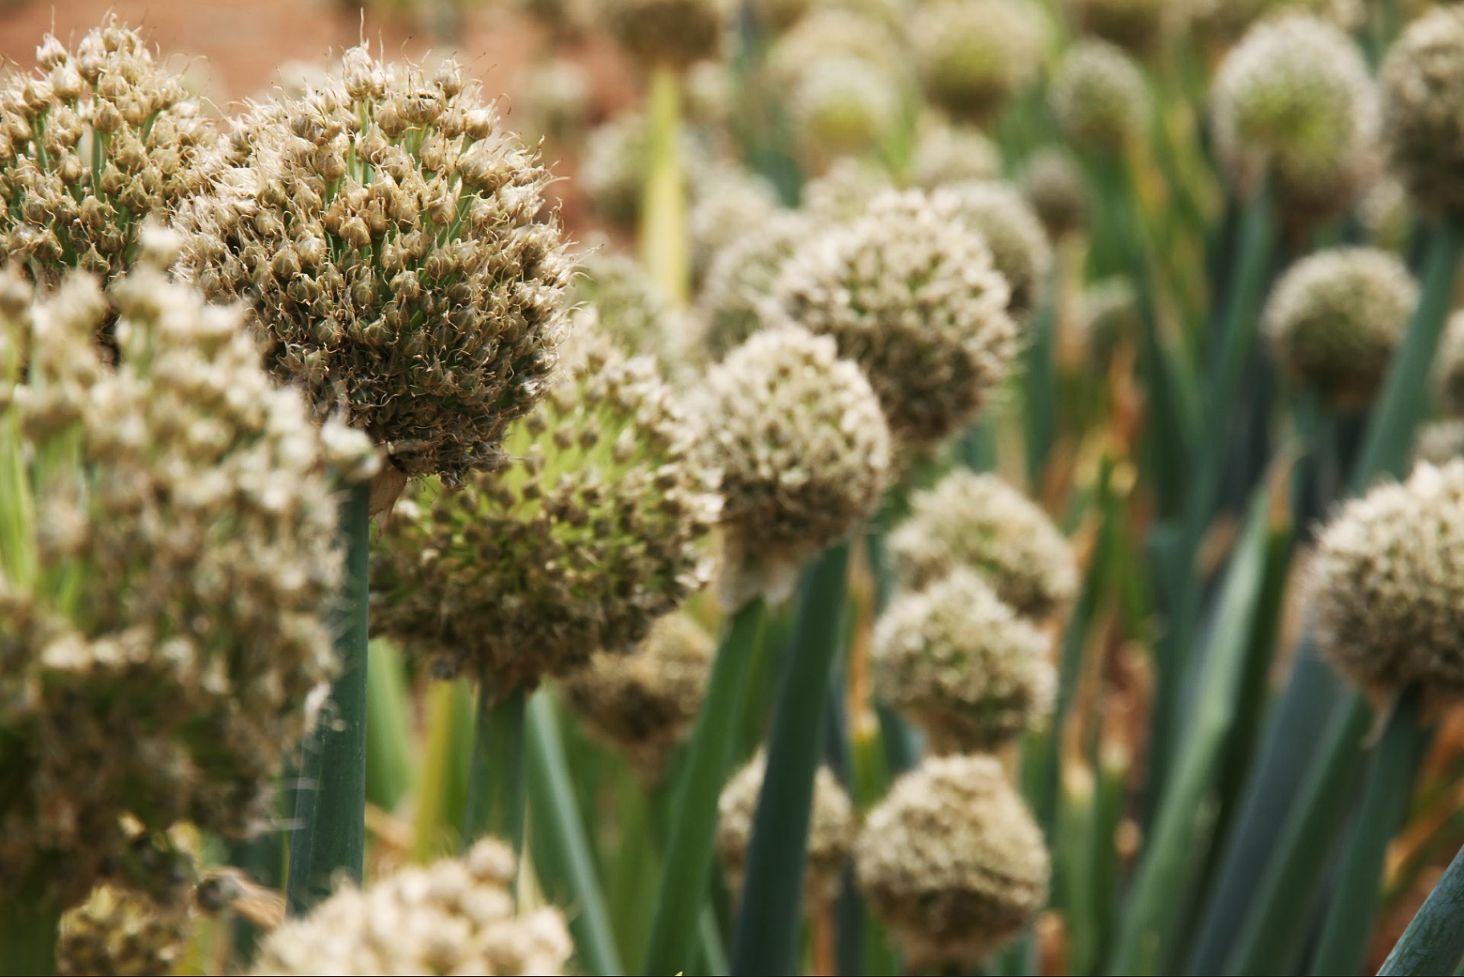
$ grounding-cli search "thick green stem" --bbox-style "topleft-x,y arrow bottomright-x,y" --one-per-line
640,64 -> 688,304
287,481 -> 370,914
463,684 -> 527,856
0,893 -> 59,976
1379,844 -> 1464,976
643,598 -> 766,975
730,543 -> 851,975
364,639 -> 414,813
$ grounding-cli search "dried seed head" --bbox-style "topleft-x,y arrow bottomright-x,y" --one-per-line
777,189 -> 1019,450
1210,15 -> 1379,229
604,0 -> 729,68
1415,419 -> 1464,466
1435,312 -> 1464,418
1020,148 -> 1090,240
1358,176 -> 1413,254
0,17 -> 215,287
874,569 -> 1054,753
1381,7 -> 1464,219
912,0 -> 1048,125
696,326 -> 891,604
0,264 -> 369,906
1262,247 -> 1417,408
698,211 -> 810,360
856,754 -> 1049,970
58,884 -> 191,977
1308,460 -> 1464,700
789,56 -> 904,171
1077,276 -> 1141,369
178,46 -> 571,482
932,180 -> 1053,321
372,330 -> 718,689
688,165 -> 781,287
559,612 -> 714,782
1064,0 -> 1167,54
1051,39 -> 1150,156
907,122 -> 1002,190
251,840 -> 573,976
889,470 -> 1077,620
716,753 -> 857,907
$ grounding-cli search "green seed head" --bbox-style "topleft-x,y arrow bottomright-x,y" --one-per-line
856,754 -> 1049,971
251,840 -> 573,975
777,189 -> 1019,450
180,46 -> 571,483
699,211 -> 811,360
1051,39 -> 1151,156
1434,312 -> 1464,418
932,180 -> 1053,320
372,331 -> 719,689
605,0 -> 729,68
1381,7 -> 1464,220
1064,0 -> 1167,54
1309,460 -> 1464,700
889,470 -> 1077,620
907,122 -> 1002,190
1020,148 -> 1090,241
874,568 -> 1054,754
790,56 -> 904,171
1262,247 -> 1417,408
912,0 -> 1048,125
58,883 -> 191,977
716,752 -> 857,907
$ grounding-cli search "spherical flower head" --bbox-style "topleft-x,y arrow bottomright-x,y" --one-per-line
251,840 -> 573,976
1381,8 -> 1464,220
790,56 -> 904,171
581,112 -> 707,231
1188,0 -> 1364,43
1415,419 -> 1464,466
0,259 -> 372,906
856,754 -> 1049,970
0,17 -> 215,288
1435,312 -> 1464,418
777,189 -> 1019,450
889,470 -> 1077,620
1210,15 -> 1379,229
1065,0 -> 1167,54
696,326 -> 891,604
907,122 -> 1002,190
570,246 -> 684,371
688,164 -> 782,287
372,330 -> 718,689
1020,148 -> 1090,240
716,753 -> 857,907
180,47 -> 570,484
1051,39 -> 1150,156
800,157 -> 893,223
559,612 -> 714,781
605,0 -> 729,69
699,212 -> 811,360
58,884 -> 191,977
932,180 -> 1053,321
767,8 -> 910,89
1308,460 -> 1464,701
514,57 -> 592,145
912,0 -> 1048,125
1078,276 -> 1141,368
1262,247 -> 1417,407
1358,175 -> 1414,253
875,568 -> 1054,753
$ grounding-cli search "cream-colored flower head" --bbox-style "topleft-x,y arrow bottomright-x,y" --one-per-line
1021,148 -> 1090,241
874,568 -> 1054,753
778,189 -> 1019,450
0,250 -> 374,907
716,752 -> 857,907
856,754 -> 1049,970
251,840 -> 573,976
513,57 -> 592,145
515,0 -> 597,40
1051,39 -> 1150,156
790,56 -> 904,171
0,18 -> 214,288
907,122 -> 1002,190
1358,176 -> 1414,254
581,112 -> 708,231
180,46 -> 571,484
1078,276 -> 1141,368
696,325 -> 891,604
689,164 -> 781,287
1381,7 -> 1464,219
1434,312 -> 1464,418
800,157 -> 893,223
932,180 -> 1053,320
1415,419 -> 1464,466
1064,0 -> 1167,54
1210,14 -> 1379,229
1308,460 -> 1464,700
372,330 -> 718,689
58,884 -> 191,977
1262,247 -> 1417,407
605,0 -> 729,68
767,8 -> 910,88
559,612 -> 715,781
889,470 -> 1077,620
912,0 -> 1047,125
1187,0 -> 1364,43
570,246 -> 686,371
698,211 -> 810,360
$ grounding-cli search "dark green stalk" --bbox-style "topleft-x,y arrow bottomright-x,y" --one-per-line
1023,286 -> 1059,490
286,481 -> 369,913
0,891 -> 59,977
463,684 -> 527,856
1379,845 -> 1464,976
730,543 -> 852,975
643,598 -> 766,975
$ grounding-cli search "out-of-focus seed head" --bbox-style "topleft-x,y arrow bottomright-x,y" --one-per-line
570,246 -> 686,372
689,163 -> 782,287
1436,312 -> 1464,418
513,57 -> 592,144
58,884 -> 191,977
1064,0 -> 1167,54
932,180 -> 1053,320
559,612 -> 714,781
889,470 -> 1077,620
778,189 -> 1019,450
1308,460 -> 1464,701
515,0 -> 597,40
1187,0 -> 1364,43
698,211 -> 810,360
372,330 -> 718,689
1077,276 -> 1140,369
912,0 -> 1048,125
179,47 -> 571,484
1020,148 -> 1090,240
767,8 -> 910,88
800,157 -> 893,223
856,754 -> 1049,970
874,568 -> 1054,753
1051,39 -> 1150,156
604,0 -> 729,69
0,262 -> 371,907
0,17 -> 215,288
582,112 -> 708,231
1210,15 -> 1379,229
907,122 -> 1002,190
251,840 -> 573,976
790,56 -> 904,171
1380,8 -> 1464,220
749,0 -> 815,34
1415,419 -> 1464,466
1262,247 -> 1417,408
1358,175 -> 1414,253
716,753 -> 857,907
696,326 -> 891,605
